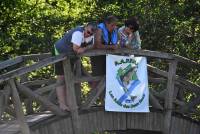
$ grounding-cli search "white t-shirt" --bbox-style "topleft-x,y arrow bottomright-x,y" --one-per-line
71,31 -> 94,47
71,31 -> 84,46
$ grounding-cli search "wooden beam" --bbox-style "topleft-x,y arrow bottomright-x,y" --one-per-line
5,106 -> 16,117
148,65 -> 200,94
81,76 -> 106,109
173,99 -> 185,106
0,56 -> 23,70
16,81 -> 65,116
0,85 -> 11,117
74,59 -> 82,106
74,76 -> 103,83
8,79 -> 31,134
149,92 -> 164,110
150,89 -> 164,100
80,49 -> 174,59
174,54 -> 200,69
22,53 -> 51,61
24,99 -> 33,115
0,92 -> 4,118
163,60 -> 177,134
180,96 -> 200,113
148,77 -> 166,83
176,77 -> 200,94
148,65 -> 168,77
34,83 -> 56,95
47,88 -> 57,104
63,58 -> 80,134
0,54 -> 66,83
160,89 -> 167,99
22,79 -> 56,87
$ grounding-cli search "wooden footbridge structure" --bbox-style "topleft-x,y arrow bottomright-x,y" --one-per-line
0,49 -> 199,134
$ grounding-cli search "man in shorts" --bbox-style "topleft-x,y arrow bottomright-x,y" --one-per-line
53,22 -> 97,111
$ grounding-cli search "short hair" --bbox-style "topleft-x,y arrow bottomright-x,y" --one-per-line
87,22 -> 98,32
125,17 -> 139,31
104,15 -> 118,24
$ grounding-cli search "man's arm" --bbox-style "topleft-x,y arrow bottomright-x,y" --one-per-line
94,29 -> 118,50
94,29 -> 106,49
73,44 -> 86,54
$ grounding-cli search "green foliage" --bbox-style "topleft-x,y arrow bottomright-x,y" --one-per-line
1,0 -> 199,61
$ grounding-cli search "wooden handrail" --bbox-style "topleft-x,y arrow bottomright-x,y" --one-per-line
174,54 -> 200,68
0,49 -> 199,82
0,54 -> 66,83
80,49 -> 175,59
0,56 -> 24,70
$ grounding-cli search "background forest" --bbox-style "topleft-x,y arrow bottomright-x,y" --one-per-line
0,0 -> 199,83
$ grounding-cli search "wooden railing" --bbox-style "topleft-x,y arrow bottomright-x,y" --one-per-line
0,48 -> 199,134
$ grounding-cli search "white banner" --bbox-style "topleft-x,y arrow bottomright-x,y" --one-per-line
105,54 -> 149,112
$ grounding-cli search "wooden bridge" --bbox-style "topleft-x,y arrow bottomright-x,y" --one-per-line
0,49 -> 199,134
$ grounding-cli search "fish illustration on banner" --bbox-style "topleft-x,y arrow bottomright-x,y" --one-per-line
105,54 -> 149,112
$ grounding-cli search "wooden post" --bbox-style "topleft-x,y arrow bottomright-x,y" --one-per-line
20,72 -> 34,115
63,58 -> 80,134
8,79 -> 31,134
163,60 -> 177,134
74,58 -> 82,106
0,91 -> 4,118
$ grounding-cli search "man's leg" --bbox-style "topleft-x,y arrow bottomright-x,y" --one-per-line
56,76 -> 69,111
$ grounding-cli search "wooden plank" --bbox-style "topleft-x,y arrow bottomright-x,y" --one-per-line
58,119 -> 67,134
74,76 -> 103,83
80,49 -> 174,59
102,110 -> 109,131
176,77 -> 200,94
0,54 -> 66,83
174,54 -> 200,68
149,77 -> 166,83
24,99 -> 33,115
16,81 -> 65,116
94,111 -> 100,132
149,92 -> 164,110
80,113 -> 87,134
8,79 -> 31,134
22,79 -> 56,87
34,83 -> 56,95
47,88 -> 57,104
180,95 -> 200,113
92,111 -> 98,132
148,65 -> 168,77
74,59 -> 82,106
22,53 -> 51,61
150,89 -> 165,100
163,60 -> 177,134
46,121 -> 57,134
0,56 -> 23,70
0,85 -> 11,117
87,112 -> 95,133
81,76 -> 105,109
62,58 -> 80,134
148,65 -> 200,94
5,106 -> 16,118
32,129 -> 40,134
173,99 -> 185,106
0,92 -> 5,118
